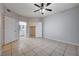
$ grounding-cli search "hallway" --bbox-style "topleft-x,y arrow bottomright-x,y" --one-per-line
2,38 -> 79,56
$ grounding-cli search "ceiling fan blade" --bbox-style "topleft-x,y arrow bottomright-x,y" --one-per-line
34,4 -> 40,8
34,9 -> 40,12
46,9 -> 52,11
46,3 -> 51,6
41,3 -> 44,7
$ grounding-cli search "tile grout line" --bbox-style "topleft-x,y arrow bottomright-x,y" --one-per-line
31,49 -> 39,56
49,46 -> 58,56
76,46 -> 78,56
63,45 -> 68,56
11,42 -> 13,56
2,38 -> 79,56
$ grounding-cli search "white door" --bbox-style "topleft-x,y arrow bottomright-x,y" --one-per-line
36,22 -> 42,37
4,16 -> 18,44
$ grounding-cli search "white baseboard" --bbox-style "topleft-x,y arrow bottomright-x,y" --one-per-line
45,37 -> 79,46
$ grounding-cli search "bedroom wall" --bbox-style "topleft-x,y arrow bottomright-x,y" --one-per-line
0,4 -> 2,46
0,14 -> 1,44
0,3 -> 4,55
3,5 -> 43,43
3,6 -> 19,44
3,5 -> 29,44
0,12 -> 2,46
43,6 -> 79,46
0,12 -> 2,55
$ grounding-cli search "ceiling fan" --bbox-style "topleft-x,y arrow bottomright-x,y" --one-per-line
34,3 -> 52,15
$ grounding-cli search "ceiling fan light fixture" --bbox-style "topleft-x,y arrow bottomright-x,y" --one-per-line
40,9 -> 45,12
34,3 -> 52,15
42,9 -> 45,12
40,9 -> 42,12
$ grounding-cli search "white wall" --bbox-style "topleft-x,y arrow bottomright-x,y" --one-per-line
3,5 -> 30,44
4,16 -> 18,44
0,4 -> 3,55
0,4 -> 2,44
0,13 -> 2,46
0,13 -> 1,55
43,6 -> 79,46
0,18 -> 1,43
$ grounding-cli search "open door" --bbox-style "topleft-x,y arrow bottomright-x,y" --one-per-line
29,26 -> 35,38
29,22 -> 42,38
19,21 -> 27,39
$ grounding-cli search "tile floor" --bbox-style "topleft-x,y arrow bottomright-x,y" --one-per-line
1,38 -> 79,56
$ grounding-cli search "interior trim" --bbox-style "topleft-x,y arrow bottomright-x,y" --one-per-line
45,38 -> 79,46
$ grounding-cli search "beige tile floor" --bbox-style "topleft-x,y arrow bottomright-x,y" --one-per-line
1,37 -> 79,56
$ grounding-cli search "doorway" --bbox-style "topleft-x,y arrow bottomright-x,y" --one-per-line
29,26 -> 36,38
29,22 -> 42,38
19,21 -> 27,39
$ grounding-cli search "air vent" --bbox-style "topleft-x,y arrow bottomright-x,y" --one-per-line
7,9 -> 11,12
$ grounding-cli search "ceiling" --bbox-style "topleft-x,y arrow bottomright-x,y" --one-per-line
4,3 -> 79,18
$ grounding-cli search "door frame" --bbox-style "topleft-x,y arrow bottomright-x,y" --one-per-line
29,26 -> 36,38
19,21 -> 27,39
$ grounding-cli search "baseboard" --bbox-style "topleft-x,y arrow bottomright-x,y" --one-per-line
45,37 -> 79,46
2,39 -> 19,46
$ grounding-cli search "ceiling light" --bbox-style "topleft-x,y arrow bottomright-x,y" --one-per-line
42,9 -> 45,12
34,3 -> 52,15
40,9 -> 45,12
